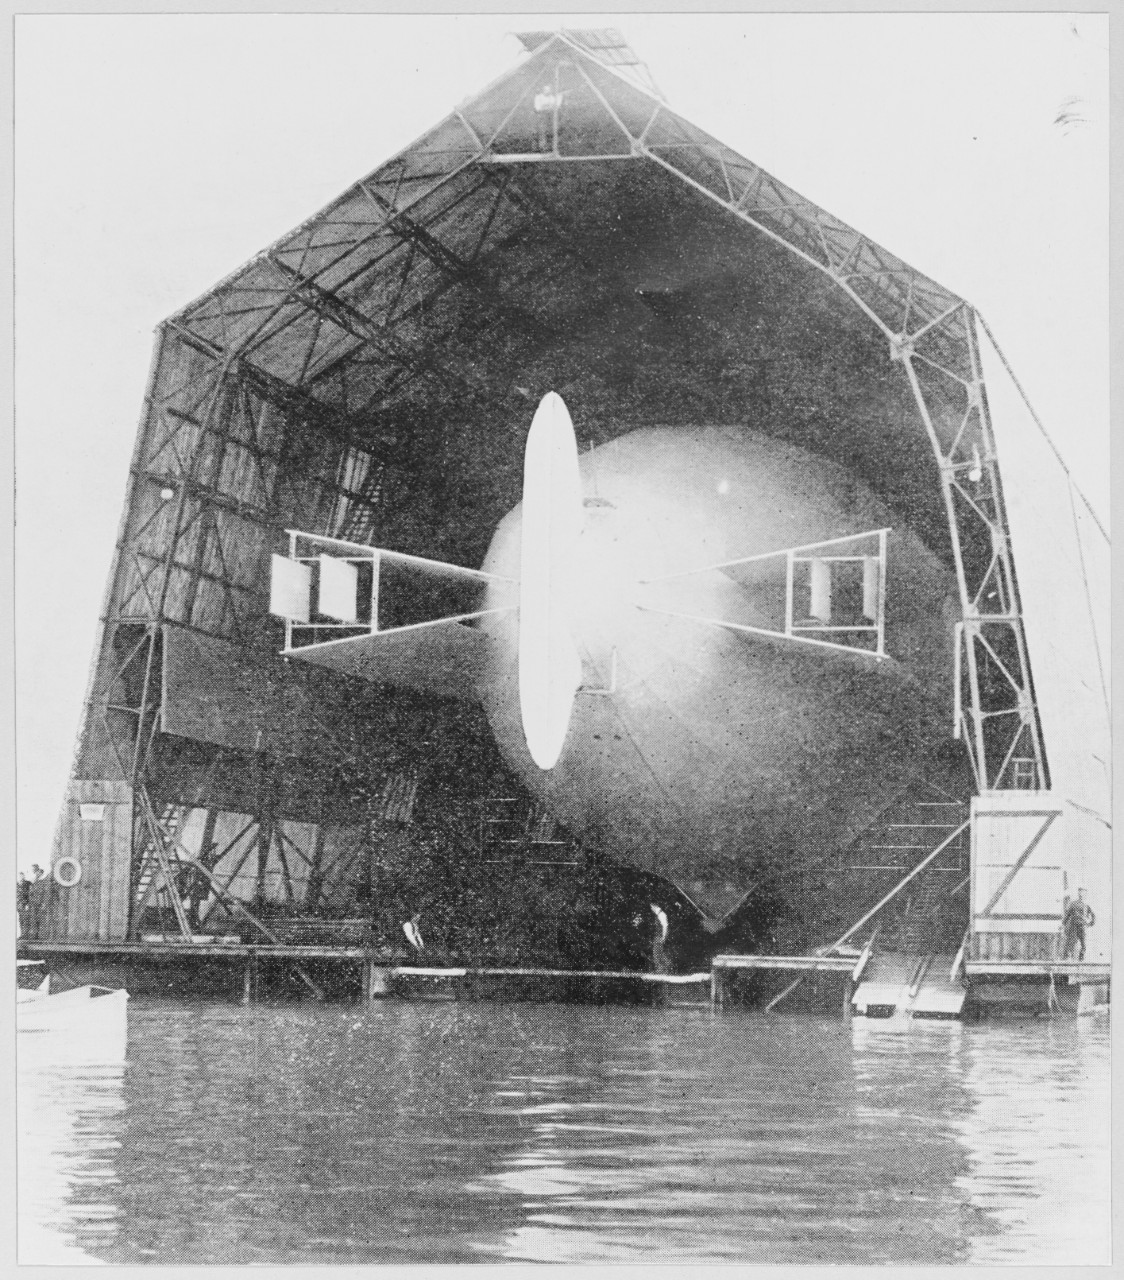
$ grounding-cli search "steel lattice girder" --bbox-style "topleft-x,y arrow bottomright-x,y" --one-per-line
67,28 -> 1060,931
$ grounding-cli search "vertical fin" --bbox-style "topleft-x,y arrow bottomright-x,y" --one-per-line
519,392 -> 584,769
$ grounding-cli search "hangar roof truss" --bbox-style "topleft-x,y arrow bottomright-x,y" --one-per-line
72,26 -> 1050,910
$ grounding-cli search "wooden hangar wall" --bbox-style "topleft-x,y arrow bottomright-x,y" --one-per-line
46,30 -> 1044,944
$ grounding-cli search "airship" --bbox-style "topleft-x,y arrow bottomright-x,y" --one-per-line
272,390 -> 960,927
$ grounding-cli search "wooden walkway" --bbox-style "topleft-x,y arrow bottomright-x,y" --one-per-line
18,940 -> 712,1003
19,939 -> 1110,1015
393,965 -> 708,983
712,954 -> 859,973
19,941 -> 708,979
20,939 -> 385,962
965,960 -> 1110,980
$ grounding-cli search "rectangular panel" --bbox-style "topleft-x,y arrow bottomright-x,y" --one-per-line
973,863 -> 1063,932
290,619 -> 488,701
45,780 -> 133,941
862,556 -> 879,621
318,555 -> 359,623
269,554 -> 311,621
161,627 -> 367,760
808,558 -> 831,622
971,794 -> 1064,936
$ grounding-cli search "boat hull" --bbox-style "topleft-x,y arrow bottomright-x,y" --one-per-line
18,986 -> 129,1060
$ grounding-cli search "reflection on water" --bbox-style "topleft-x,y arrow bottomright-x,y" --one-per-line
17,1000 -> 1110,1265
18,1044 -> 126,1264
957,1018 -> 1111,1264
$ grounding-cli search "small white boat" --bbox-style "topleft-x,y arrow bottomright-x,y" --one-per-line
17,963 -> 128,1057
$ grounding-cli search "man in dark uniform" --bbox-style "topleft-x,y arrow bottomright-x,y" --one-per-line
1062,887 -> 1095,961
17,872 -> 31,937
27,864 -> 49,940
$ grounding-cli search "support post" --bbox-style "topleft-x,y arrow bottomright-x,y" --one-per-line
843,976 -> 853,1024
710,962 -> 722,1009
255,766 -> 272,911
241,953 -> 257,1006
361,959 -> 390,1001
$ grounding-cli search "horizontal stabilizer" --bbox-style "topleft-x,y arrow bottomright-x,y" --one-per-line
272,529 -> 515,700
637,527 -> 890,663
285,616 -> 492,701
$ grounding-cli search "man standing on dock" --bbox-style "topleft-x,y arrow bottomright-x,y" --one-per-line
17,872 -> 30,937
650,904 -> 671,973
403,913 -> 425,954
25,864 -> 48,941
1062,888 -> 1095,961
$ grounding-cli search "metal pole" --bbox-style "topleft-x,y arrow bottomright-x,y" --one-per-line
899,352 -> 990,782
764,975 -> 803,1014
784,550 -> 794,638
876,529 -> 888,656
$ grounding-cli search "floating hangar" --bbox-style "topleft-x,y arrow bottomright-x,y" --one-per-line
34,30 -> 1109,980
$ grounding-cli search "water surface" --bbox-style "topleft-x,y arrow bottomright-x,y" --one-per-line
18,998 -> 1110,1265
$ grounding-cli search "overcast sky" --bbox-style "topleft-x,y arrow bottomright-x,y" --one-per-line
13,12 -> 1109,872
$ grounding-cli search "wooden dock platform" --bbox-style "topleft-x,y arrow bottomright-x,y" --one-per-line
20,939 -> 382,962
392,965 -> 709,984
712,954 -> 858,973
19,939 -> 1109,1017
18,939 -> 711,1004
965,960 -> 1110,980
709,948 -> 875,1017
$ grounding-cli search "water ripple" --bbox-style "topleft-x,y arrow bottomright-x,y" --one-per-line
17,999 -> 1110,1264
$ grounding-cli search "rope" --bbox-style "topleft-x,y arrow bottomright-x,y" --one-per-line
974,310 -> 1108,543
1066,477 -> 1110,719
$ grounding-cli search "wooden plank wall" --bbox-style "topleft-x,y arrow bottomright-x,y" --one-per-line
39,781 -> 133,941
970,931 -> 1058,962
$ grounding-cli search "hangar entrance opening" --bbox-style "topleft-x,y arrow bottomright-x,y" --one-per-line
28,29 -> 1106,986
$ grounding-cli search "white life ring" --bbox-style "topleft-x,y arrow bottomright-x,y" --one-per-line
53,857 -> 82,888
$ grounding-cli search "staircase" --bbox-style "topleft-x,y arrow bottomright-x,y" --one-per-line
131,796 -> 193,939
833,781 -> 971,1019
841,785 -> 968,875
885,869 -> 966,956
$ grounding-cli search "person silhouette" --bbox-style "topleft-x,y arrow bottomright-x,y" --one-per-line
1062,888 -> 1095,961
650,903 -> 670,972
402,913 -> 425,954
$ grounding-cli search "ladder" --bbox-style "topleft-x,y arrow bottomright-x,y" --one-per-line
892,873 -> 956,954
